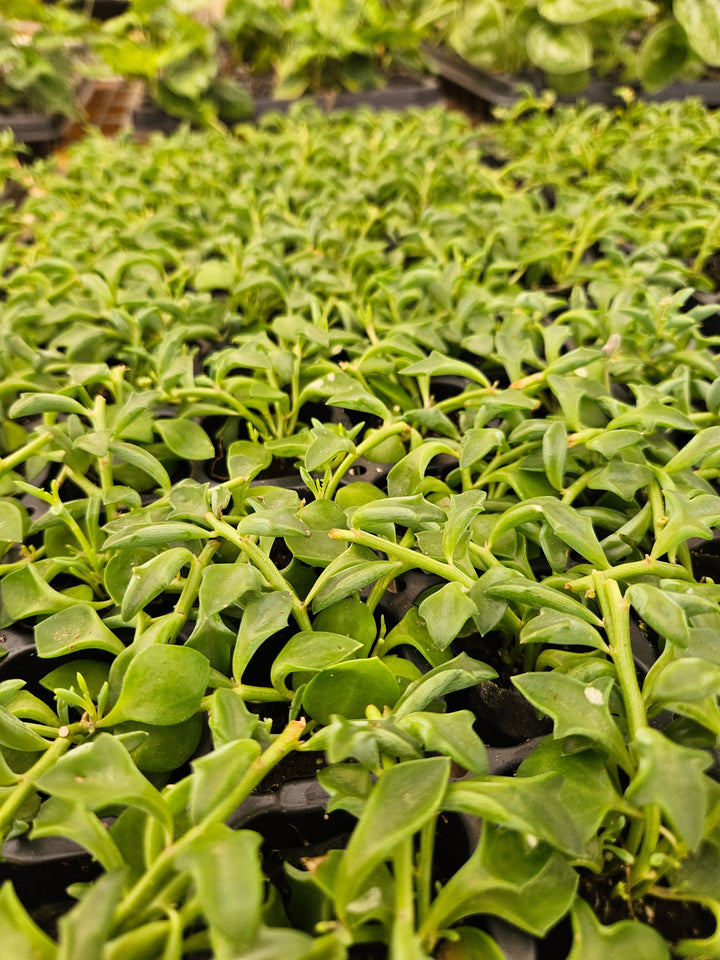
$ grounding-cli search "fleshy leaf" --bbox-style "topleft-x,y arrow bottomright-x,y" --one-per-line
423,823 -> 577,937
121,548 -> 193,622
566,897 -> 670,960
100,645 -> 209,727
418,582 -> 477,650
625,728 -> 711,850
0,881 -> 57,960
190,739 -> 261,823
31,797 -> 125,872
156,419 -> 214,460
34,733 -> 171,830
334,757 -> 449,917
393,653 -> 496,718
302,658 -> 401,725
35,606 -> 125,657
400,710 -> 487,774
512,672 -> 629,771
270,631 -> 362,697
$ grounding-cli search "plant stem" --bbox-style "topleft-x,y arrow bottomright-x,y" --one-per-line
416,817 -> 435,926
0,734 -> 72,843
592,573 -> 646,743
203,513 -> 311,630
328,528 -> 475,589
112,720 -> 306,932
559,556 -> 694,593
0,431 -> 54,476
324,421 -> 409,499
390,836 -> 416,960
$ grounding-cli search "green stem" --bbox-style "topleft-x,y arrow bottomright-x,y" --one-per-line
233,684 -> 287,703
390,836 -> 416,960
0,431 -> 54,476
92,396 -> 119,521
416,818 -> 435,926
629,804 -> 661,891
0,734 -> 72,843
328,528 -> 475,590
558,557 -> 694,593
592,574 -> 646,743
324,421 -> 409,500
112,720 -> 306,932
203,513 -> 311,630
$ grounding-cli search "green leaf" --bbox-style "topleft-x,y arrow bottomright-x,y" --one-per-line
232,591 -> 293,680
318,764 -> 372,818
284,500 -> 345,566
9,393 -> 88,418
311,549 -> 395,612
0,501 -> 24,545
0,881 -> 57,960
305,425 -> 355,472
665,427 -> 720,473
485,577 -> 603,627
400,710 -> 487,774
638,20 -> 693,92
57,871 -> 126,960
651,491 -> 720,559
446,771 -> 591,857
542,421 -> 568,491
541,499 -> 609,569
424,823 -> 577,937
271,631 -> 362,697
207,688 -> 267,748
226,441 -> 272,482
0,703 -> 51,751
393,653 -> 496,718
625,728 -> 712,849
35,606 -> 125,657
512,672 -> 629,771
312,597 -> 377,657
103,521 -> 210,550
401,352 -> 490,386
518,739 -> 620,851
645,657 -> 720,707
302,658 -> 401,726
350,494 -> 446,533
387,441 -> 456,498
198,563 -> 265,618
526,22 -> 592,74
626,583 -> 690,647
538,0 -> 656,22
1,563 -> 78,623
108,441 -> 171,493
459,428 -> 505,470
236,510 -> 311,538
34,733 -> 171,830
100,645 -> 209,727
334,757 -> 449,917
326,385 -> 390,420
520,609 -> 608,651
190,740 -> 261,823
566,897 -> 670,960
443,489 -> 487,561
194,259 -> 236,291
176,826 -> 263,956
675,0 -> 720,65
33,797 -> 124,873
418,582 -> 477,650
155,419 -> 214,460
121,547 -> 193,622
